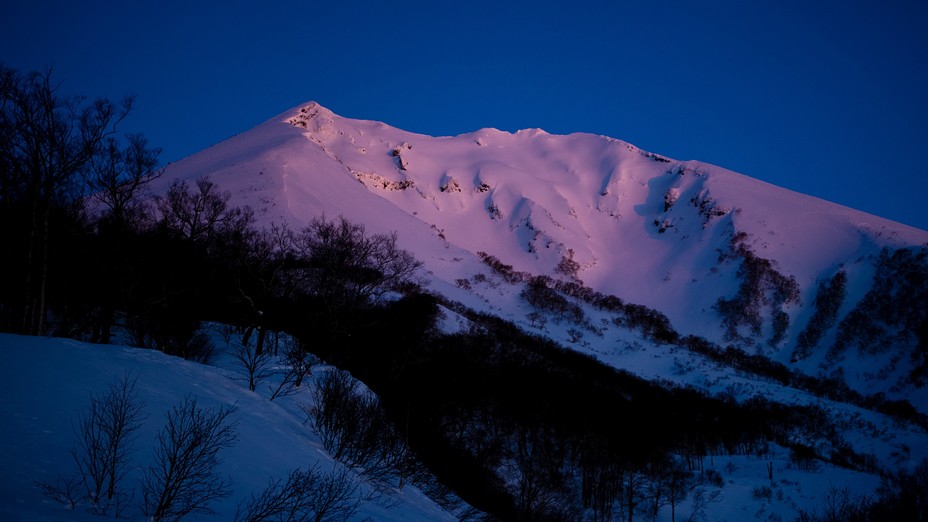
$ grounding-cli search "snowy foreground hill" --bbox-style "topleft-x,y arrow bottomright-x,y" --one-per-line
0,331 -> 460,522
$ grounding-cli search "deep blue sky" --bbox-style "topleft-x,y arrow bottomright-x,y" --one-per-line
3,1 -> 927,230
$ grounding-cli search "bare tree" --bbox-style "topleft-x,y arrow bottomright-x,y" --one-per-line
304,466 -> 364,521
293,216 -> 423,347
231,336 -> 275,392
72,373 -> 145,516
308,369 -> 373,465
621,468 -> 648,522
686,486 -> 722,522
81,133 -> 163,344
235,223 -> 298,357
664,467 -> 693,522
511,426 -> 573,521
307,369 -> 412,487
36,374 -> 145,516
141,397 -> 238,521
279,336 -> 317,390
89,132 -> 162,228
644,461 -> 692,522
35,474 -> 82,511
229,330 -> 315,401
297,216 -> 423,303
0,65 -> 133,335
156,176 -> 253,244
579,447 -> 622,522
267,366 -> 308,402
234,464 -> 361,522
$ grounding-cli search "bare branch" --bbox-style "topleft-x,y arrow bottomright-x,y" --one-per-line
141,397 -> 238,521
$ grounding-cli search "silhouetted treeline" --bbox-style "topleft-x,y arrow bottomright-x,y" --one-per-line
316,300 -> 871,520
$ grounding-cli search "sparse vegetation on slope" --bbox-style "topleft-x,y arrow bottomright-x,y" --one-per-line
714,232 -> 800,345
831,247 -> 928,385
794,270 -> 848,361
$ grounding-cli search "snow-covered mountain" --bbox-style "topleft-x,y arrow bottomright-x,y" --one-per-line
155,102 -> 928,403
8,102 -> 928,522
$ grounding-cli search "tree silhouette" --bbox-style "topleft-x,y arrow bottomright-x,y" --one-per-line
0,66 -> 133,334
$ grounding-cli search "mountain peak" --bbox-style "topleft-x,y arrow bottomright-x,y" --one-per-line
515,127 -> 550,137
285,101 -> 337,132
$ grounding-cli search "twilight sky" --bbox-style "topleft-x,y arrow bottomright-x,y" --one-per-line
3,1 -> 927,230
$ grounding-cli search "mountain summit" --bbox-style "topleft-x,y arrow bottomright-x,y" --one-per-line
157,102 -> 928,402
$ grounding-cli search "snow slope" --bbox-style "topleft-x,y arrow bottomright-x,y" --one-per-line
157,102 -> 928,322
0,332 -> 458,522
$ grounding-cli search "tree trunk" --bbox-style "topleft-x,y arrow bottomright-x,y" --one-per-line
255,325 -> 266,356
35,203 -> 49,336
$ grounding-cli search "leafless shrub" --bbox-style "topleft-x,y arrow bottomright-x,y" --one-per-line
184,331 -> 219,365
36,373 -> 144,516
307,369 -> 413,488
797,484 -> 873,522
686,486 -> 722,522
141,397 -> 237,521
232,338 -> 275,392
234,464 -> 361,522
35,474 -> 82,511
230,334 -> 316,401
278,337 -> 318,391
